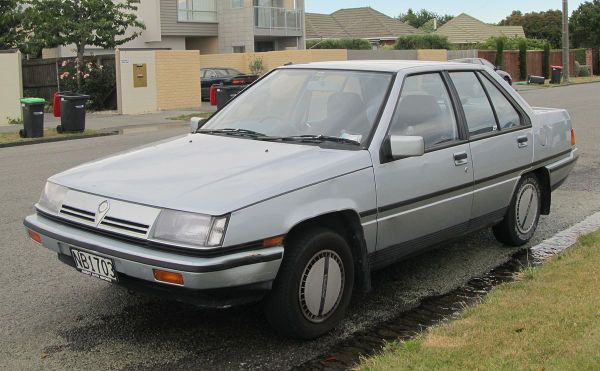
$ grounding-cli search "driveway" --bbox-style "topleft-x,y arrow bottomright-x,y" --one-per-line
0,84 -> 599,370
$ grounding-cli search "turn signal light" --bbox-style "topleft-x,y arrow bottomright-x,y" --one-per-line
28,229 -> 42,244
571,128 -> 576,146
262,235 -> 285,248
153,269 -> 184,285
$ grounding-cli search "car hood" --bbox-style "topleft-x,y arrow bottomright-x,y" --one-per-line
50,134 -> 373,215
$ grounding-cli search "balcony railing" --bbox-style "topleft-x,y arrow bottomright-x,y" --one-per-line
254,6 -> 302,31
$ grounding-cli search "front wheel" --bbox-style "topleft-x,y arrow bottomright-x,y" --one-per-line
493,174 -> 541,246
264,227 -> 354,339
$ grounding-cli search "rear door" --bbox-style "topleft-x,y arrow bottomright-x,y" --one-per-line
371,72 -> 474,268
448,71 -> 533,225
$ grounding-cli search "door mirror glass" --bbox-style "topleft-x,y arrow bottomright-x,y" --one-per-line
389,135 -> 425,159
191,117 -> 207,132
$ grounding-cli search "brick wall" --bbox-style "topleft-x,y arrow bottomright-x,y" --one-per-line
586,48 -> 594,75
479,49 -> 578,82
417,49 -> 448,61
155,50 -> 201,110
199,49 -> 348,74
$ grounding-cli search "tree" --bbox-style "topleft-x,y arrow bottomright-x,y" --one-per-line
307,38 -> 372,50
0,0 -> 24,50
571,0 -> 600,48
24,0 -> 145,89
398,8 -> 453,29
499,10 -> 563,48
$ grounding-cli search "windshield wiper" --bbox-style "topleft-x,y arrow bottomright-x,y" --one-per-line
197,128 -> 267,137
278,135 -> 361,146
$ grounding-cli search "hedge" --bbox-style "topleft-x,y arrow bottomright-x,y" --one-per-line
394,34 -> 450,50
306,38 -> 372,50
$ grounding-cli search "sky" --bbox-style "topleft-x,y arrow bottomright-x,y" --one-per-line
305,0 -> 588,23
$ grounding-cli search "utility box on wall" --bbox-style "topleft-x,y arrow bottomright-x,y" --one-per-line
133,64 -> 148,88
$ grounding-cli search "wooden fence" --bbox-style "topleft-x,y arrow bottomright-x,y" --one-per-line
22,55 -> 115,102
479,50 -> 577,81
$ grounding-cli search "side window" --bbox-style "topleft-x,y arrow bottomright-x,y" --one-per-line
390,73 -> 459,149
479,74 -> 522,129
450,72 -> 497,136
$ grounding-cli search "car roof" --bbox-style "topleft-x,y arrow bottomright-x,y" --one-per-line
280,60 -> 481,73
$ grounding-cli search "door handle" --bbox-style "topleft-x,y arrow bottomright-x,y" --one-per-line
453,151 -> 468,166
517,136 -> 529,148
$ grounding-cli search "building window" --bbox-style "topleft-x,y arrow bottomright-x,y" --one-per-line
178,0 -> 217,22
232,0 -> 244,8
233,46 -> 246,53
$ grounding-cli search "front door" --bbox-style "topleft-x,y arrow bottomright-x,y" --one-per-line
371,72 -> 474,268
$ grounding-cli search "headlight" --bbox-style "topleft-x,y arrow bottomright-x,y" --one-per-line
151,210 -> 228,249
37,182 -> 69,213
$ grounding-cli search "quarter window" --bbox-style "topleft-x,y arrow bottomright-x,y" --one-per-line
389,73 -> 459,149
450,72 -> 498,136
479,74 -> 522,129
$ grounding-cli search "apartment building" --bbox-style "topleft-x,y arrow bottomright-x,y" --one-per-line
42,0 -> 305,58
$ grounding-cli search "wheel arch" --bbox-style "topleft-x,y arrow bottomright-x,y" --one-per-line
285,210 -> 372,293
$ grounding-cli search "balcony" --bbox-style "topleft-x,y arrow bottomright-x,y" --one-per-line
254,6 -> 303,36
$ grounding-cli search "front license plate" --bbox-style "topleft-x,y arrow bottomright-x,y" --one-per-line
70,248 -> 118,283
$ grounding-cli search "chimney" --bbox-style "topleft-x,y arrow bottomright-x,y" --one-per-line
434,18 -> 438,31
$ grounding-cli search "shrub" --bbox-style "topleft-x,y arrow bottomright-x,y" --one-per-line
495,37 -> 505,69
58,58 -> 116,111
248,56 -> 265,75
394,34 -> 450,50
543,43 -> 551,79
575,61 -> 591,77
306,38 -> 372,50
518,39 -> 528,80
574,48 -> 587,65
478,36 -> 547,51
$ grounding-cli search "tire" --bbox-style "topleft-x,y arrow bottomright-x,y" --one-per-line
19,129 -> 26,138
493,174 -> 542,246
264,227 -> 354,339
56,125 -> 63,134
504,76 -> 512,85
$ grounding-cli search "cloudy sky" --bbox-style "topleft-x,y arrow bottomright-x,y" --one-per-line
305,0 -> 587,23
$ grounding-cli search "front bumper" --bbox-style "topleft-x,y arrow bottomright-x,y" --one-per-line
24,214 -> 283,293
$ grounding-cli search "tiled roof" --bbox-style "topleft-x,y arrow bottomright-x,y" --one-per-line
435,13 -> 525,44
306,7 -> 421,40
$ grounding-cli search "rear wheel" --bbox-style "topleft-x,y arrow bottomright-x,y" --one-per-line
504,76 -> 512,85
264,227 -> 354,339
493,174 -> 541,246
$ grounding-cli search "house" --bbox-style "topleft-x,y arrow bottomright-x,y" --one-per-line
42,0 -> 306,58
305,7 -> 420,48
435,13 -> 525,45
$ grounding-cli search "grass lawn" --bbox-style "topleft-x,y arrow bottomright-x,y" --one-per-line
359,231 -> 600,371
0,129 -> 101,146
167,112 -> 213,121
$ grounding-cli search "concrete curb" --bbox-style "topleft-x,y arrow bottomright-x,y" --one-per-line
0,131 -> 119,149
531,211 -> 600,263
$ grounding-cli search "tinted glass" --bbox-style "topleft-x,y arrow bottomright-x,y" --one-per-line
390,73 -> 459,148
450,72 -> 498,135
203,69 -> 393,145
480,74 -> 521,129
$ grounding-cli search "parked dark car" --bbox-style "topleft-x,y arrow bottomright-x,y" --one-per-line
451,58 -> 513,85
201,67 -> 258,101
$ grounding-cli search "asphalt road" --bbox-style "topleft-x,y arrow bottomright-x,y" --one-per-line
1,84 -> 599,370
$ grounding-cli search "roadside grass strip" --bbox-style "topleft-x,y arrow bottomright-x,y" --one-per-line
359,215 -> 600,371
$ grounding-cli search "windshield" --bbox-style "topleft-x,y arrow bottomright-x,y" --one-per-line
202,69 -> 393,146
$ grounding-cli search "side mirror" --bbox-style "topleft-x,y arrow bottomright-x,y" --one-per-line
388,135 -> 425,160
190,117 -> 207,132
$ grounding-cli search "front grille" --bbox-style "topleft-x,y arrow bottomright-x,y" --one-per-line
60,204 -> 95,223
100,216 -> 150,235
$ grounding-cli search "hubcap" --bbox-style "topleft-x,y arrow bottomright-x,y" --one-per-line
299,250 -> 345,323
516,183 -> 539,235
